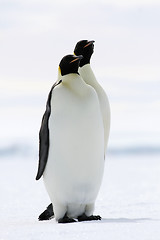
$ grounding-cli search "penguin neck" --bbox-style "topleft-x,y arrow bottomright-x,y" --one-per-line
57,67 -> 62,81
79,57 -> 90,67
61,73 -> 86,95
78,64 -> 100,88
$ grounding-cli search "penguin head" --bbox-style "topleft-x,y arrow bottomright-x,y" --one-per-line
74,40 -> 95,67
59,54 -> 83,76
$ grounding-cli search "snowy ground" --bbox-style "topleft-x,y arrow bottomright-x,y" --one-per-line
0,153 -> 160,240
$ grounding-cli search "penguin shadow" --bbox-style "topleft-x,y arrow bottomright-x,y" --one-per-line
82,217 -> 158,224
101,217 -> 151,224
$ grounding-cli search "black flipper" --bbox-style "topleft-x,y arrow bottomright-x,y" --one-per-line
36,80 -> 62,180
78,213 -> 101,222
38,203 -> 54,221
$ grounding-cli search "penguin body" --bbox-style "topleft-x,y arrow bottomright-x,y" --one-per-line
74,40 -> 110,156
78,64 -> 110,154
36,55 -> 104,222
43,73 -> 104,220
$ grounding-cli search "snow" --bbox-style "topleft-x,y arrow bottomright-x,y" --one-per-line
0,154 -> 160,240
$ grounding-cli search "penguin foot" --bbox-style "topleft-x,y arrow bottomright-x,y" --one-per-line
38,203 -> 54,221
78,213 -> 101,222
58,214 -> 76,224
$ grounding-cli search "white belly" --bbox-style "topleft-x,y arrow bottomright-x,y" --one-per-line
43,84 -> 104,218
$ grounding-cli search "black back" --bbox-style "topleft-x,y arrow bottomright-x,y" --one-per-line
36,80 -> 62,180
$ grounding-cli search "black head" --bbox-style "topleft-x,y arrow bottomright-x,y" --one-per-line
59,54 -> 83,76
74,40 -> 95,67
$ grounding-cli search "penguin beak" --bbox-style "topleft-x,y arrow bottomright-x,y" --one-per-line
70,55 -> 83,64
83,40 -> 95,48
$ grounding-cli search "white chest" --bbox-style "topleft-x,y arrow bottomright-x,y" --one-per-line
43,80 -> 104,204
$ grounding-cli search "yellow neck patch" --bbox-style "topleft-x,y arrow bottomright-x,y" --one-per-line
58,66 -> 61,74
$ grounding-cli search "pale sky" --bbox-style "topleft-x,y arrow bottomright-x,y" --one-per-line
1,0 -> 160,83
0,0 -> 160,146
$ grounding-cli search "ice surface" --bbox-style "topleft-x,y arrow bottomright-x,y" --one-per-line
0,154 -> 160,240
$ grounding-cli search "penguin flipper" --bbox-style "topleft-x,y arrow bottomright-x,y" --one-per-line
36,110 -> 50,180
36,80 -> 62,180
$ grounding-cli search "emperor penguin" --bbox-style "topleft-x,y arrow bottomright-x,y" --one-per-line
36,55 -> 104,223
38,40 -> 111,221
74,40 -> 110,156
